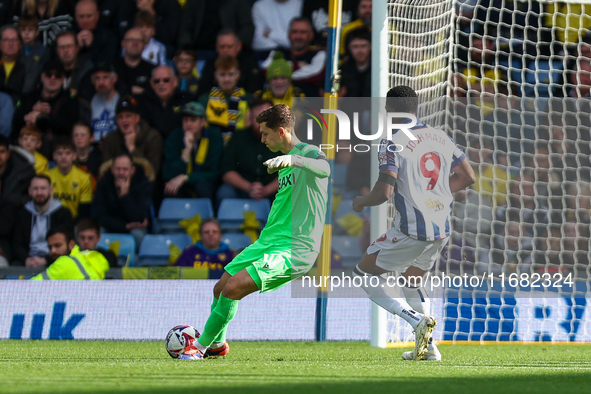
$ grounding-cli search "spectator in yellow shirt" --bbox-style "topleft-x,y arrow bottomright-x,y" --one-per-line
17,125 -> 48,174
44,137 -> 93,221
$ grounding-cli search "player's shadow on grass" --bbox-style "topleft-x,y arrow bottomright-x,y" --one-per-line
35,372 -> 591,394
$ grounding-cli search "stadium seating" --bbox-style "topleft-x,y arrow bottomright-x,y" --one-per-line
98,234 -> 136,267
221,233 -> 253,251
217,198 -> 271,231
153,198 -> 215,233
523,59 -> 564,98
137,234 -> 193,266
331,235 -> 363,267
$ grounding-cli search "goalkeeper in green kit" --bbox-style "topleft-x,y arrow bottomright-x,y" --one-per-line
180,104 -> 330,360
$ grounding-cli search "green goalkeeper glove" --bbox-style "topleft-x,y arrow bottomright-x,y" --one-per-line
263,155 -> 304,174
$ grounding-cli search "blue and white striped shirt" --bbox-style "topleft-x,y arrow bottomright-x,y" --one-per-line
378,120 -> 466,241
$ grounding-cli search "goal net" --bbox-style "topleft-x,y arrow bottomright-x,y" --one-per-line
375,0 -> 591,346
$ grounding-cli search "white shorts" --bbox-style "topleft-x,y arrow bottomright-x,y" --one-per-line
366,227 -> 449,272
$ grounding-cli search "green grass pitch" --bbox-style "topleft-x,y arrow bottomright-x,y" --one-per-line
2,341 -> 591,394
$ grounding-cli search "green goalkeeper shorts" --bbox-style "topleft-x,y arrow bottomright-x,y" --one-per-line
225,241 -> 317,293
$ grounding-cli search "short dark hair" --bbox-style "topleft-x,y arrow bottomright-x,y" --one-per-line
17,14 -> 39,29
135,10 -> 155,27
113,152 -> 135,166
53,136 -> 75,153
46,225 -> 75,243
0,134 -> 10,149
255,104 -> 293,132
55,30 -> 77,46
217,28 -> 239,41
31,173 -> 52,186
386,86 -> 418,113
347,27 -> 371,45
250,97 -> 273,110
72,121 -> 93,136
289,17 -> 313,31
175,46 -> 197,60
77,217 -> 101,235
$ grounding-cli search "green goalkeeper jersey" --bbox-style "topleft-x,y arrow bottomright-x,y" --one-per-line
258,142 -> 329,253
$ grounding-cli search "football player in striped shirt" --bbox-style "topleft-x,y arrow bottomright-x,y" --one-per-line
352,86 -> 475,361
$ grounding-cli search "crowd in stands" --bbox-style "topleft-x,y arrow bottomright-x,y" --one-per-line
0,0 -> 374,272
448,0 -> 591,278
2,0 -> 589,280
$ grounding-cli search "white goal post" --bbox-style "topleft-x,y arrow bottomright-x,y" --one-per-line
371,0 -> 591,347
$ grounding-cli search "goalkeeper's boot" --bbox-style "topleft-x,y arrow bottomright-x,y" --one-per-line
204,342 -> 230,358
402,338 -> 441,361
178,344 -> 205,360
413,315 -> 437,360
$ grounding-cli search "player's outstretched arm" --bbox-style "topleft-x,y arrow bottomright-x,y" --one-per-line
264,155 -> 331,178
352,170 -> 397,212
449,156 -> 476,193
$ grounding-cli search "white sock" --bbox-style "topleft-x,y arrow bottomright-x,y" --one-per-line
194,341 -> 207,352
210,341 -> 225,349
427,337 -> 437,351
353,265 -> 422,328
402,285 -> 431,315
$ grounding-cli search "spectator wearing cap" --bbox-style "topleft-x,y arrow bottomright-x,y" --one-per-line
137,65 -> 190,139
102,95 -> 162,177
253,52 -> 305,106
162,102 -> 223,199
0,25 -> 27,104
74,0 -> 118,63
90,62 -> 120,141
54,31 -> 94,97
12,59 -> 87,153
261,17 -> 326,97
